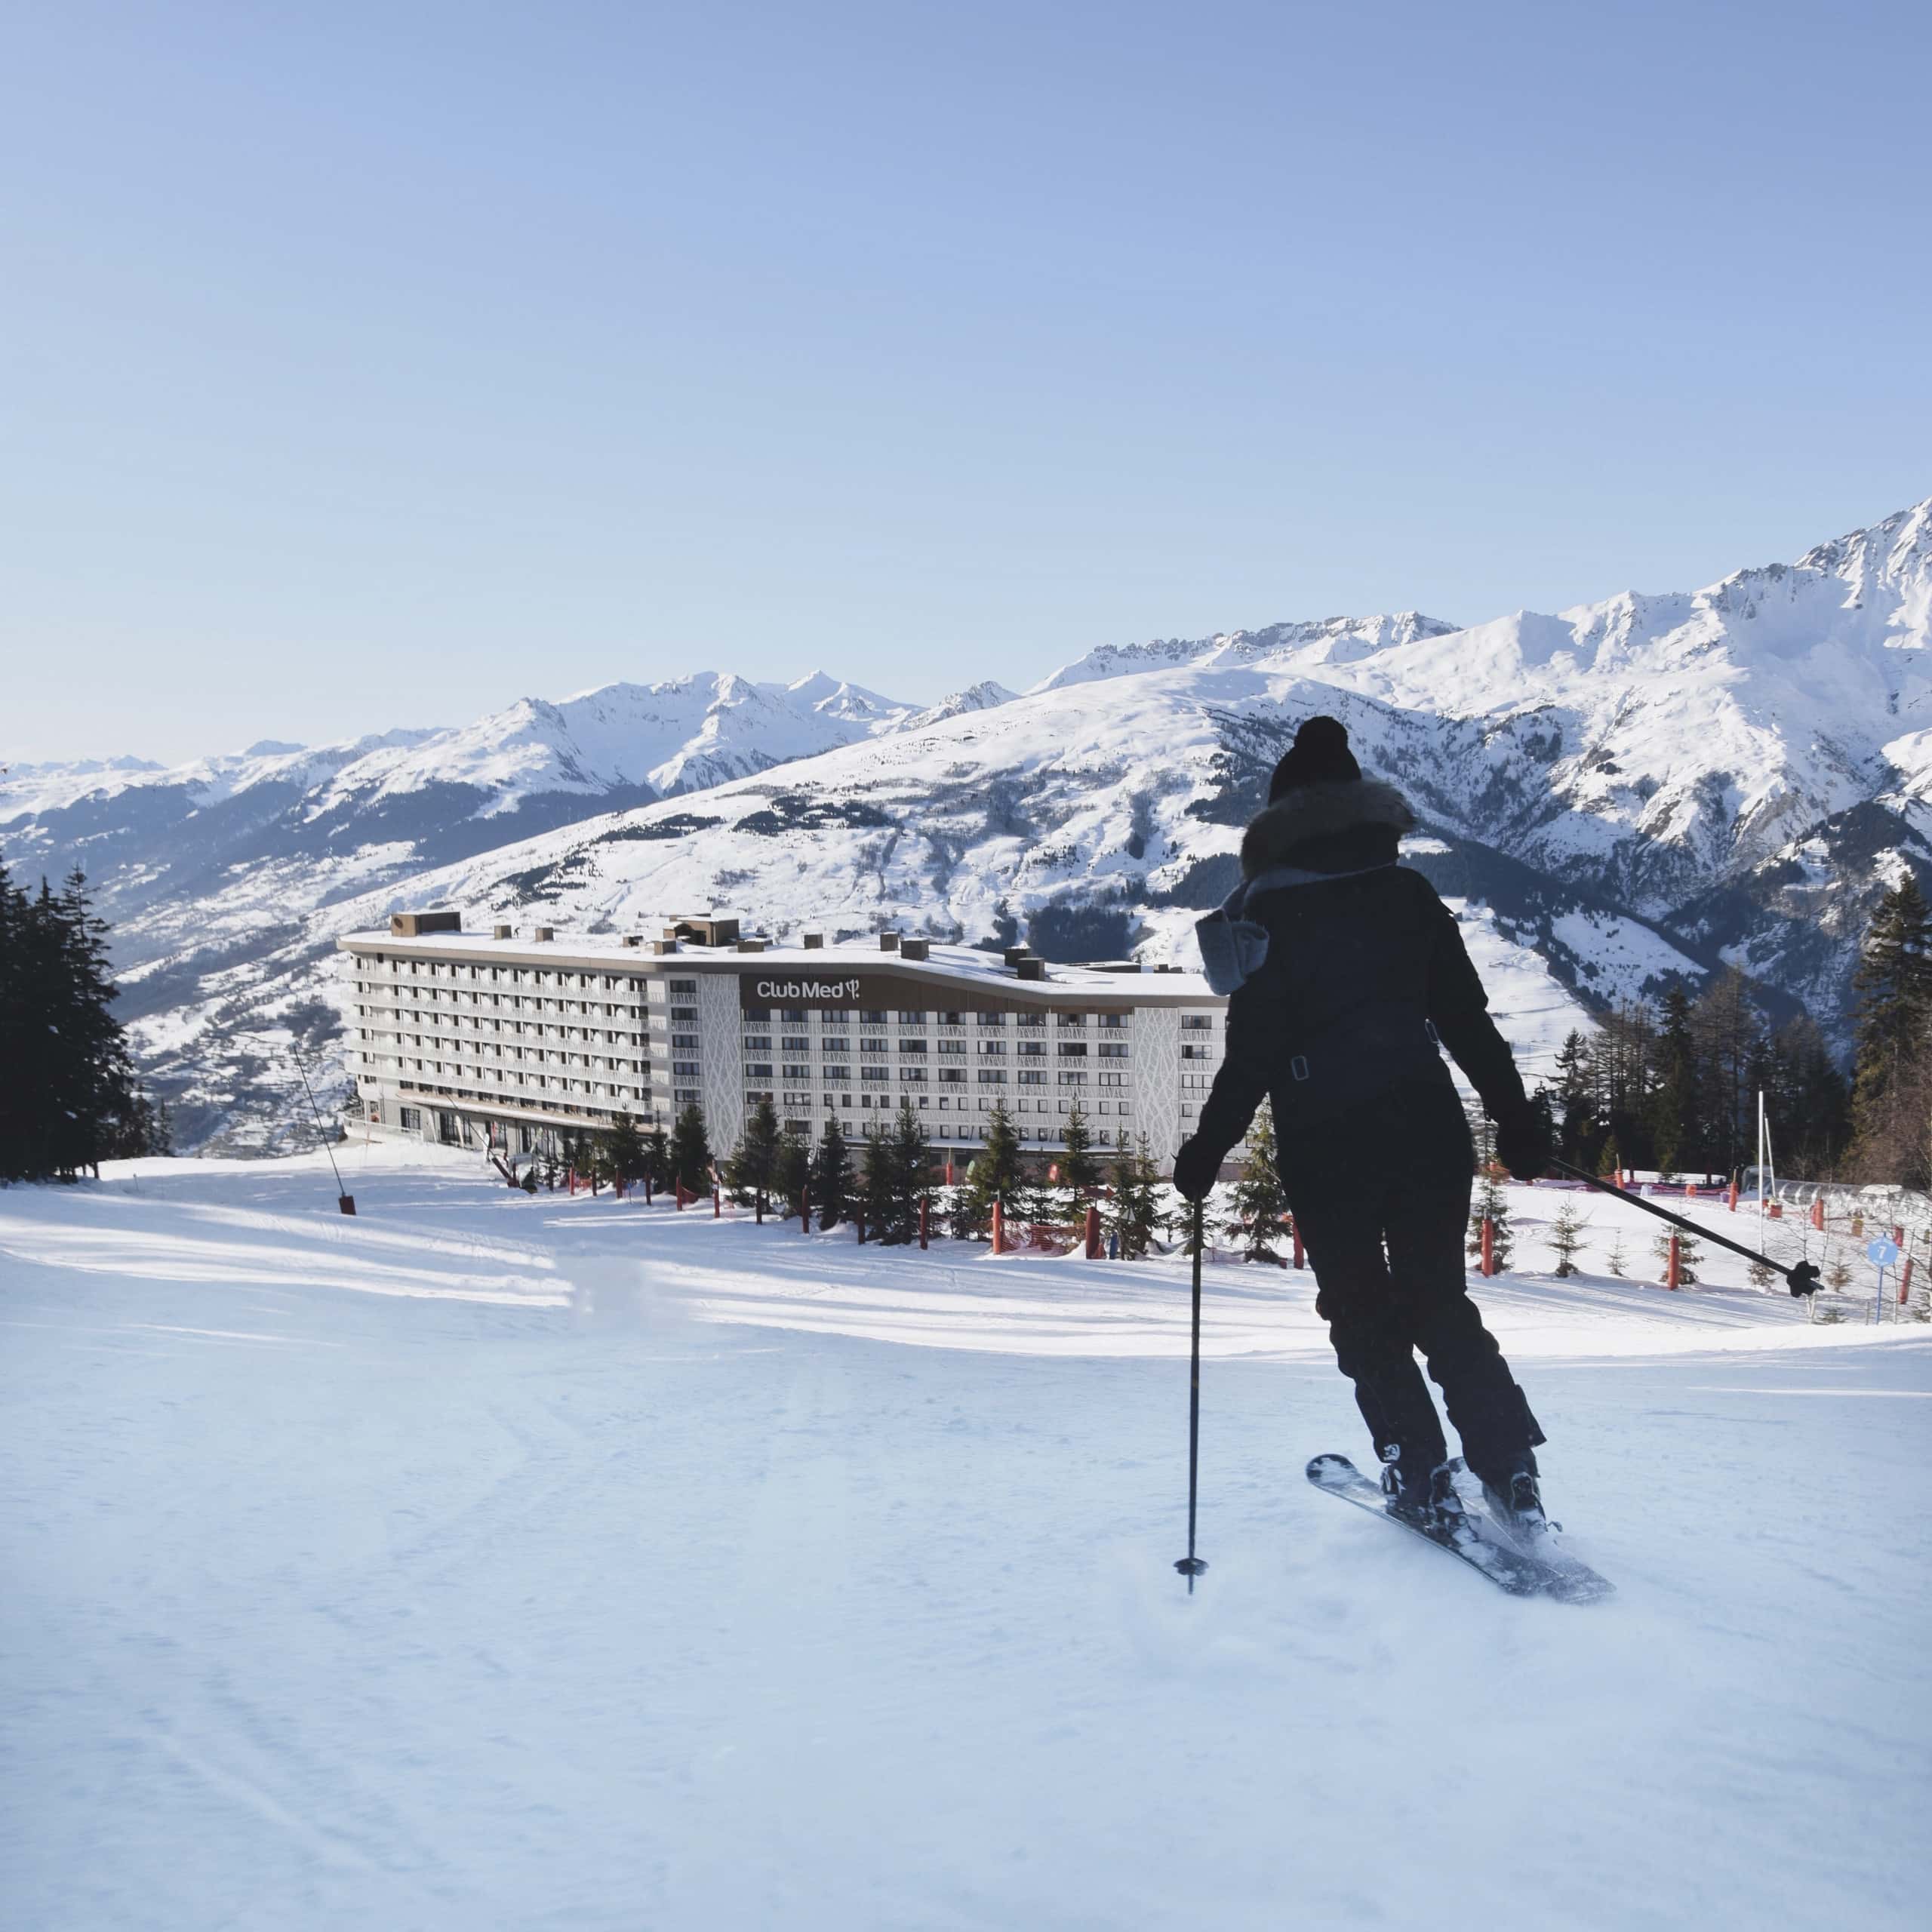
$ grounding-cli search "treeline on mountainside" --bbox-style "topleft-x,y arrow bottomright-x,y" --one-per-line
0,852 -> 171,1181
1537,876 -> 1932,1187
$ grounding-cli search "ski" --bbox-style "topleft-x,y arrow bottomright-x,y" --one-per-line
1306,1454 -> 1614,1604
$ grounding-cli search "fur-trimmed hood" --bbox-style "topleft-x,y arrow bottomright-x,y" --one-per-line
1240,780 -> 1414,878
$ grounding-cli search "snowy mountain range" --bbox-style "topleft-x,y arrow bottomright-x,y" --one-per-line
6,500 -> 1929,1152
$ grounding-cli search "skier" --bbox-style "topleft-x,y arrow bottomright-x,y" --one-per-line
1173,716 -> 1554,1535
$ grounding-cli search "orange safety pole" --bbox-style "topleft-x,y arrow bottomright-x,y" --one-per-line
1727,1175 -> 1739,1212
992,1198 -> 1005,1256
1084,1201 -> 1100,1259
919,1197 -> 930,1250
1768,1201 -> 1783,1219
1291,1216 -> 1305,1269
1900,1256 -> 1914,1306
568,1168 -> 577,1196
1666,1232 -> 1680,1291
1810,1196 -> 1824,1232
1480,1218 -> 1495,1277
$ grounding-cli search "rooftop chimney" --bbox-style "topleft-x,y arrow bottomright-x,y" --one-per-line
493,924 -> 513,940
737,939 -> 767,953
900,937 -> 930,961
653,939 -> 678,955
1016,958 -> 1047,981
1003,946 -> 1032,968
390,909 -> 463,938
621,934 -> 643,948
533,927 -> 554,943
801,932 -> 825,949
879,931 -> 900,952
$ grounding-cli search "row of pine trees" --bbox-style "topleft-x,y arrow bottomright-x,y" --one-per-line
1531,875 -> 1931,1188
0,854 -> 171,1182
531,1094 -> 1296,1259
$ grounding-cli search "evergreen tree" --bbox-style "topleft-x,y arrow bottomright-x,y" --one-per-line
811,1114 -> 852,1229
1604,1229 -> 1627,1278
1223,1100 -> 1290,1263
1058,1103 -> 1102,1199
728,1094 -> 783,1215
1767,1017 -> 1852,1179
605,1110 -> 646,1188
1468,1171 -> 1513,1270
1849,875 -> 1932,1184
644,1124 -> 672,1193
884,1097 -> 930,1244
860,1124 -> 896,1239
1545,1201 -> 1588,1277
1652,1226 -> 1702,1285
1692,968 -> 1767,1183
957,1103 -> 1025,1237
774,1131 -> 811,1221
1104,1132 -> 1165,1260
1646,986 -> 1702,1177
0,856 -> 158,1181
1595,1132 -> 1623,1183
669,1102 -> 713,1195
1552,1030 -> 1594,1166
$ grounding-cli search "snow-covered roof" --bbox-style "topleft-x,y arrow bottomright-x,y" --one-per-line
337,925 -> 1221,1004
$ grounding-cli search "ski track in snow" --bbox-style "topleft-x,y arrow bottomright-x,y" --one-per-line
2,1147 -> 1928,1930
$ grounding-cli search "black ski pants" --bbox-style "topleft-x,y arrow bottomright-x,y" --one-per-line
1275,1078 -> 1543,1487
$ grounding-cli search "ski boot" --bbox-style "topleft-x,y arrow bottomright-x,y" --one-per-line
1478,1461 -> 1558,1542
1380,1447 -> 1466,1530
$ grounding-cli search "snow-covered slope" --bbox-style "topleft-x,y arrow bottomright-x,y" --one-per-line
16,500 -> 1932,1149
5,1152 -> 1927,1930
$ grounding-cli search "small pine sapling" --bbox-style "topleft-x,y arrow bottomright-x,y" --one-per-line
1604,1229 -> 1627,1277
1652,1227 -> 1702,1284
1545,1200 -> 1589,1277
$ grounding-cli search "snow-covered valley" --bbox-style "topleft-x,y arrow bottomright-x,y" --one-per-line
4,1151 -> 1927,1928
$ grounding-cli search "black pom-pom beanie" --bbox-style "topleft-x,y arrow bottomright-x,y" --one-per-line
1266,715 -> 1361,801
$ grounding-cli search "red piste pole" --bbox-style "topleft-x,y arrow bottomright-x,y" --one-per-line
919,1197 -> 930,1250
1291,1217 -> 1305,1269
1084,1201 -> 1100,1259
1480,1218 -> 1495,1277
992,1198 -> 1005,1256
713,1183 -> 721,1220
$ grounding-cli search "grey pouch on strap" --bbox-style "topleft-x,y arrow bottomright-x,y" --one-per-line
1192,860 -> 1396,995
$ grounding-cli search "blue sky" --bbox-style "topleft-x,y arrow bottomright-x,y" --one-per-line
5,0 -> 1927,761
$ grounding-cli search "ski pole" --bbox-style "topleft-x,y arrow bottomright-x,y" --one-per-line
1548,1158 -> 1819,1296
1174,1195 -> 1209,1592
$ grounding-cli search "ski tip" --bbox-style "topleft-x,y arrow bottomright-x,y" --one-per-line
1306,1453 -> 1358,1487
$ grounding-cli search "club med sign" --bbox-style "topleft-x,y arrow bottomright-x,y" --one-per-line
737,968 -> 1011,1013
750,975 -> 865,1005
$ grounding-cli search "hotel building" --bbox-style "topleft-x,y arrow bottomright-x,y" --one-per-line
337,912 -> 1230,1172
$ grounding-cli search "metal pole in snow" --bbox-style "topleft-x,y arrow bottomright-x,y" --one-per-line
1174,1195 -> 1208,1594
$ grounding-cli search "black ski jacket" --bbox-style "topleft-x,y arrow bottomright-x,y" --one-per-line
1189,780 -> 1527,1167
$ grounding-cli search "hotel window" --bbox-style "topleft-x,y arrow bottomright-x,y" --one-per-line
898,1038 -> 928,1057
977,1069 -> 1008,1085
977,1040 -> 1005,1057
782,1062 -> 811,1081
938,1069 -> 965,1085
1017,1070 -> 1046,1087
782,1008 -> 808,1023
977,1012 -> 1004,1029
823,1033 -> 851,1053
743,1034 -> 772,1053
746,1062 -> 774,1078
825,1064 -> 852,1082
780,1035 -> 810,1053
1181,1015 -> 1213,1031
1099,1042 -> 1128,1059
860,1010 -> 888,1026
1057,1041 -> 1088,1058
1181,1044 -> 1214,1061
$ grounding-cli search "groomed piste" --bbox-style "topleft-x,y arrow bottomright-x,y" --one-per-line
4,1144 -> 1928,1930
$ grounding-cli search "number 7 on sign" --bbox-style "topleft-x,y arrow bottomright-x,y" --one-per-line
1866,1235 -> 1901,1324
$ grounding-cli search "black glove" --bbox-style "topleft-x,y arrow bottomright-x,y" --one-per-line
1494,1107 -> 1552,1183
1171,1137 -> 1220,1202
